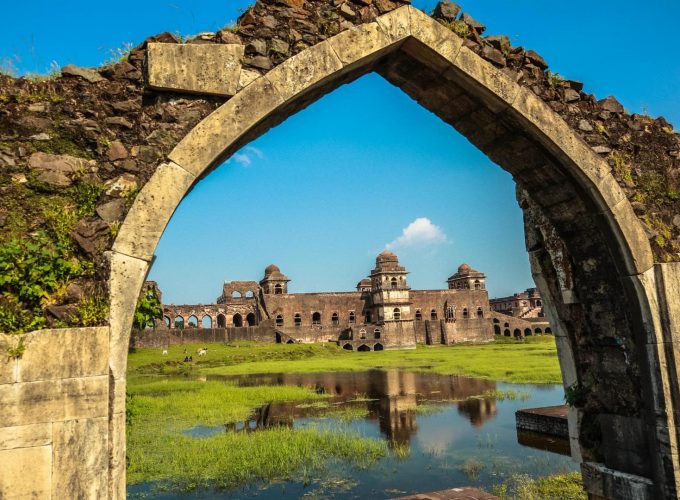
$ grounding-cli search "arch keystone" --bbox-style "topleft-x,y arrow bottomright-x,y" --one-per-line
375,5 -> 412,42
408,6 -> 463,66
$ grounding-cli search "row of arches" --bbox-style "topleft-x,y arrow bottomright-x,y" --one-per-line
275,310 -> 359,327
342,343 -> 384,352
414,306 -> 484,321
164,312 -> 257,329
451,279 -> 485,290
492,318 -> 552,337
229,290 -> 255,298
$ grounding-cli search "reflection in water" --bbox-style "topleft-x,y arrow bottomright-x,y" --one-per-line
217,370 -> 497,444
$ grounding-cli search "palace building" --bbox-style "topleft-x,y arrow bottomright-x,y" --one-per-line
153,251 -> 549,351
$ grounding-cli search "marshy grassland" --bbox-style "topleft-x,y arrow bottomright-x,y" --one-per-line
126,336 -> 565,494
128,335 -> 562,384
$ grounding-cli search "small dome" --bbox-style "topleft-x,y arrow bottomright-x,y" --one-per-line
264,264 -> 280,275
377,249 -> 398,262
458,263 -> 471,273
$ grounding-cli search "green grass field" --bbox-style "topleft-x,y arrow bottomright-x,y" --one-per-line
128,336 -> 562,384
126,337 -> 565,493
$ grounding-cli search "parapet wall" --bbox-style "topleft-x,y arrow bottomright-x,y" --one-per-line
0,328 -> 110,498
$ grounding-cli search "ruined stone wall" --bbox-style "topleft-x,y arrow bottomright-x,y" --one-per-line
0,328 -> 110,498
410,289 -> 490,319
263,291 -> 367,327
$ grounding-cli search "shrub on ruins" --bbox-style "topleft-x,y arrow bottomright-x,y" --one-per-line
0,231 -> 85,333
133,286 -> 163,330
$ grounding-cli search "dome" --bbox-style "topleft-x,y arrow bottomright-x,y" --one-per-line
264,264 -> 280,275
377,249 -> 398,262
458,263 -> 472,273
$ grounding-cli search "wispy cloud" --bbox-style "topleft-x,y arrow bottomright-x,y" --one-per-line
386,217 -> 447,250
229,146 -> 264,167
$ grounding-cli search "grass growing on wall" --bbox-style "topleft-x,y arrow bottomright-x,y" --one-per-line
128,336 -> 562,384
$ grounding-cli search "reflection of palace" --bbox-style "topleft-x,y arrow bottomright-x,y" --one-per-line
218,370 -> 498,444
153,251 -> 510,350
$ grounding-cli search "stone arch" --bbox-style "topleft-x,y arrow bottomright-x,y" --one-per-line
357,344 -> 371,352
163,315 -> 171,328
231,290 -> 242,298
331,312 -> 339,325
232,313 -> 243,327
494,324 -> 501,335
245,312 -> 256,326
105,7 -> 678,498
187,315 -> 198,328
174,315 -> 184,329
374,343 -> 384,351
524,328 -> 532,337
216,314 -> 226,328
312,312 -> 321,325
513,328 -> 522,338
275,314 -> 284,327
343,343 -> 353,351
201,315 -> 212,329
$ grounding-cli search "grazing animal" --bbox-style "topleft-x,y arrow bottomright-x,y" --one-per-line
197,348 -> 208,357
183,356 -> 190,362
162,349 -> 168,356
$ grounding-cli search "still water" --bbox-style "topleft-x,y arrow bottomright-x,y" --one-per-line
129,370 -> 576,498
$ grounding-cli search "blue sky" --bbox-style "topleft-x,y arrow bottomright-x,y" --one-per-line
3,1 -> 679,303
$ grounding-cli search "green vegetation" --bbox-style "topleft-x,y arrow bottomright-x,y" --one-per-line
547,72 -> 565,88
470,389 -> 532,402
0,231 -> 88,333
439,19 -> 471,38
492,472 -> 586,499
129,336 -> 561,384
103,42 -> 134,66
133,287 -> 163,330
609,151 -> 632,184
126,377 -> 386,490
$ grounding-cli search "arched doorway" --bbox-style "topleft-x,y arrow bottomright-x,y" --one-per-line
104,7 -> 676,497
357,345 -> 371,352
216,314 -> 226,328
246,313 -> 256,326
232,313 -> 243,327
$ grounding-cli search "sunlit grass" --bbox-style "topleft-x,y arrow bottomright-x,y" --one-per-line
492,472 -> 586,499
127,426 -> 387,490
128,336 -> 562,384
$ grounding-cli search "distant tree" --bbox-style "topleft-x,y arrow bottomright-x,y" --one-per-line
133,287 -> 163,330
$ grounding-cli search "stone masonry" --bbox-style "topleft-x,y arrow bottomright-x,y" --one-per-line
0,2 -> 679,499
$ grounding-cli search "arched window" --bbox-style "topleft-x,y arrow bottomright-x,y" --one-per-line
217,314 -> 226,328
232,313 -> 243,327
514,329 -> 522,338
201,315 -> 212,329
474,280 -> 481,290
163,316 -> 171,328
462,308 -> 469,319
393,308 -> 401,320
312,312 -> 321,325
445,306 -> 455,322
274,284 -> 283,295
494,324 -> 501,335
545,327 -> 552,334
390,277 -> 398,289
477,307 -> 483,318
294,313 -> 301,327
231,291 -> 242,298
525,328 -> 532,337
187,315 -> 198,328
276,315 -> 284,327
464,282 -> 470,289
174,316 -> 184,329
415,309 -> 422,321
331,312 -> 339,326
245,290 -> 254,298
246,312 -> 256,326
348,311 -> 356,324
359,328 -> 366,339
374,328 -> 381,339
430,309 -> 437,321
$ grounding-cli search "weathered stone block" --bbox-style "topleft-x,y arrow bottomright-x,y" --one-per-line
169,77 -> 283,176
0,422 -> 51,450
52,417 -> 108,498
409,7 -> 463,66
447,45 -> 519,112
109,411 -> 127,499
600,198 -> 654,276
266,40 -> 343,102
328,22 -> 394,69
112,162 -> 195,262
0,336 -> 17,384
0,376 -> 108,427
17,327 -> 109,383
147,43 -> 244,96
0,446 -> 52,499
376,5 -> 412,42
108,251 -> 150,379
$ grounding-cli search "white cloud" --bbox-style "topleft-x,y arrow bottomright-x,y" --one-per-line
386,217 -> 447,250
228,146 -> 264,167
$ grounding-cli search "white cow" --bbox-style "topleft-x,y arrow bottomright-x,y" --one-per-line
197,348 -> 208,357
